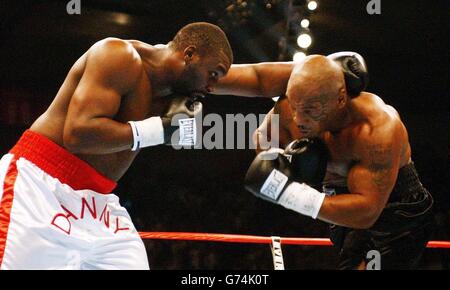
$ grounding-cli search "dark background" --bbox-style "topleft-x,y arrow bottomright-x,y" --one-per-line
1,0 -> 448,269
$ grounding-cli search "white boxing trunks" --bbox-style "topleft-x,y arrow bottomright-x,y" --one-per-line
0,130 -> 149,269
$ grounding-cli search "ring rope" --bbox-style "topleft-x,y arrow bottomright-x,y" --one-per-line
139,232 -> 450,248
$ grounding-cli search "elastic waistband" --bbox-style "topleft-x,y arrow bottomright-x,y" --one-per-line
9,130 -> 117,194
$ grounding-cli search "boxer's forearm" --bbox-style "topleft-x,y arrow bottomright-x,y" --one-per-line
253,129 -> 269,154
318,193 -> 381,229
63,117 -> 133,154
214,62 -> 294,97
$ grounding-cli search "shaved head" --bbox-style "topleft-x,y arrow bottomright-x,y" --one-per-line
286,55 -> 348,137
287,55 -> 345,101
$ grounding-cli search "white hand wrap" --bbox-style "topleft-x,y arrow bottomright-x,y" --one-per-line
278,182 -> 325,219
128,117 -> 165,151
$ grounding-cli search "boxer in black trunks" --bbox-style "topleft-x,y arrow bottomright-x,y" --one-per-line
217,52 -> 435,269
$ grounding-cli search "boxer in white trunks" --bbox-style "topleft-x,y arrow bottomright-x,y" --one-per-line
0,22 -> 233,269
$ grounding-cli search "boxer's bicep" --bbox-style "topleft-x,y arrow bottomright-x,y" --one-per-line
253,62 -> 294,97
68,75 -> 122,123
63,39 -> 143,153
214,64 -> 261,96
347,141 -> 400,218
215,62 -> 293,97
67,40 -> 141,122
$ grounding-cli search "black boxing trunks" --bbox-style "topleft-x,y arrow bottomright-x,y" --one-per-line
324,162 -> 435,270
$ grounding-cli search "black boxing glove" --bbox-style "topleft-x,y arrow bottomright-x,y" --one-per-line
128,93 -> 203,150
327,51 -> 369,97
283,138 -> 328,188
245,148 -> 325,219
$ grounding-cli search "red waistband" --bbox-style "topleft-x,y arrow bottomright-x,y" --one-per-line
9,130 -> 117,194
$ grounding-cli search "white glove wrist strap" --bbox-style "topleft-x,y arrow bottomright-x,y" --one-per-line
279,182 -> 325,219
128,117 -> 164,151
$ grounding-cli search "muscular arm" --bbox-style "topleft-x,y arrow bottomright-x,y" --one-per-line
63,38 -> 143,154
253,108 -> 277,153
213,62 -> 294,97
317,125 -> 402,229
253,99 -> 292,153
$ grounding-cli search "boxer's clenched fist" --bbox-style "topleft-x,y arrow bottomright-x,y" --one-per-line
244,138 -> 328,219
128,93 -> 203,150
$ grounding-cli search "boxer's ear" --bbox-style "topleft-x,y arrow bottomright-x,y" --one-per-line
337,87 -> 347,109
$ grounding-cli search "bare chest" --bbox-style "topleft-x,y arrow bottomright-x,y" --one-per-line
82,77 -> 172,180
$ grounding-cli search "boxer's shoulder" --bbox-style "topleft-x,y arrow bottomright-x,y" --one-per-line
83,38 -> 144,91
352,92 -> 401,129
354,92 -> 398,116
350,114 -> 404,162
91,37 -> 135,51
88,38 -> 143,70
